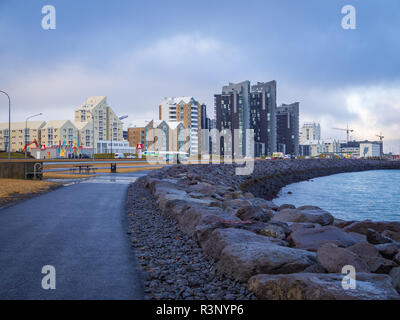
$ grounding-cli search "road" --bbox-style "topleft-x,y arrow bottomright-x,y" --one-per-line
0,172 -> 150,300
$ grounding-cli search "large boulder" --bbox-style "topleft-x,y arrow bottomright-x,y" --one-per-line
347,242 -> 398,274
258,222 -> 291,240
376,243 -> 400,260
247,273 -> 400,300
247,198 -> 279,211
382,230 -> 400,242
200,227 -> 287,260
288,225 -> 360,252
366,229 -> 393,245
390,267 -> 400,293
271,208 -> 334,226
186,182 -> 217,197
317,243 -> 370,273
217,242 -> 317,282
344,221 -> 400,235
236,205 -> 274,222
278,204 -> 296,211
223,199 -> 251,215
394,252 -> 400,265
176,205 -> 242,237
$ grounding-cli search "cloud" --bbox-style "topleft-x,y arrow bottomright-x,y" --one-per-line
289,83 -> 400,144
1,32 -> 399,155
0,33 -> 242,125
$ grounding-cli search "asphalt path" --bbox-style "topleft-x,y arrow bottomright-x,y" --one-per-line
0,172 -> 149,299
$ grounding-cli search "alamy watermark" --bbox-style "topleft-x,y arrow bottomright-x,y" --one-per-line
41,265 -> 56,290
144,128 -> 255,176
342,5 -> 356,30
41,5 -> 56,30
341,265 -> 356,290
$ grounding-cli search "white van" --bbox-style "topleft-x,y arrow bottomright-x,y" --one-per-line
114,153 -> 125,159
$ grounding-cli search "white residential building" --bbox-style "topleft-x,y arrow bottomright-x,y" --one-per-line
300,122 -> 321,145
159,97 -> 201,156
75,96 -> 123,153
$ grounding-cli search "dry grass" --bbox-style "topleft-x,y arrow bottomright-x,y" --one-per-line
0,178 -> 57,199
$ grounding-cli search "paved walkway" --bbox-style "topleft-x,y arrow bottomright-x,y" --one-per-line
0,172 -> 149,299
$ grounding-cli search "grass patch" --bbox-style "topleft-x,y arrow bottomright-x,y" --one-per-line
0,178 -> 57,199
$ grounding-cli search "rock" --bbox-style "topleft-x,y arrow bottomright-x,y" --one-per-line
344,221 -> 400,235
302,264 -> 327,274
394,252 -> 400,265
288,222 -> 319,233
382,230 -> 400,242
200,227 -> 287,260
271,208 -> 334,226
278,204 -> 296,211
258,222 -> 291,240
347,242 -> 398,274
297,205 -> 322,211
236,205 -> 274,222
390,267 -> 400,293
176,205 -> 242,237
217,242 -> 317,282
247,198 -> 279,211
376,243 -> 400,259
243,192 -> 255,199
247,273 -> 400,300
186,182 -> 217,197
188,192 -> 206,199
223,199 -> 250,215
333,219 -> 354,229
288,225 -> 360,252
317,243 -> 370,273
366,229 -> 393,245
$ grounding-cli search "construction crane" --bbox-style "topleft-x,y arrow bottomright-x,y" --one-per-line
332,125 -> 354,143
376,132 -> 384,142
22,138 -> 39,153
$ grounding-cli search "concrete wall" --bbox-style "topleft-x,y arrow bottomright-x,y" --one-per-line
0,161 -> 43,179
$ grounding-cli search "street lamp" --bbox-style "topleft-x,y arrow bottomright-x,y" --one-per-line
0,91 -> 11,161
25,113 -> 43,158
87,109 -> 95,161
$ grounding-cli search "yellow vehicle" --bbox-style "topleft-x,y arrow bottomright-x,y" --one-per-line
272,152 -> 284,159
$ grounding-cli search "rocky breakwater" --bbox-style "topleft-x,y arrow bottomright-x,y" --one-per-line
139,159 -> 400,300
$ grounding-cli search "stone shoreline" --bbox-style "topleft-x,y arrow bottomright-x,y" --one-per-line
128,159 -> 400,300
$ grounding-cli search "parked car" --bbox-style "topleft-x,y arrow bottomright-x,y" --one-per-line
126,155 -> 136,159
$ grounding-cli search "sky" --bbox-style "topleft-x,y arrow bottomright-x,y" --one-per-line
0,0 -> 399,152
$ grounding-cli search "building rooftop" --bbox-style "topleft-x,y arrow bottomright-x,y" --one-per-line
42,120 -> 73,129
73,121 -> 91,130
162,97 -> 197,105
0,121 -> 46,130
76,96 -> 107,111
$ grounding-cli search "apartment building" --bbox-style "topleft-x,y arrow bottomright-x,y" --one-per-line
159,97 -> 201,155
250,81 -> 277,156
144,120 -> 189,155
215,80 -> 278,157
300,122 -> 321,145
74,121 -> 93,148
214,81 -> 251,157
40,120 -> 78,148
276,102 -> 300,156
75,96 -> 123,152
127,126 -> 145,147
0,121 -> 46,152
